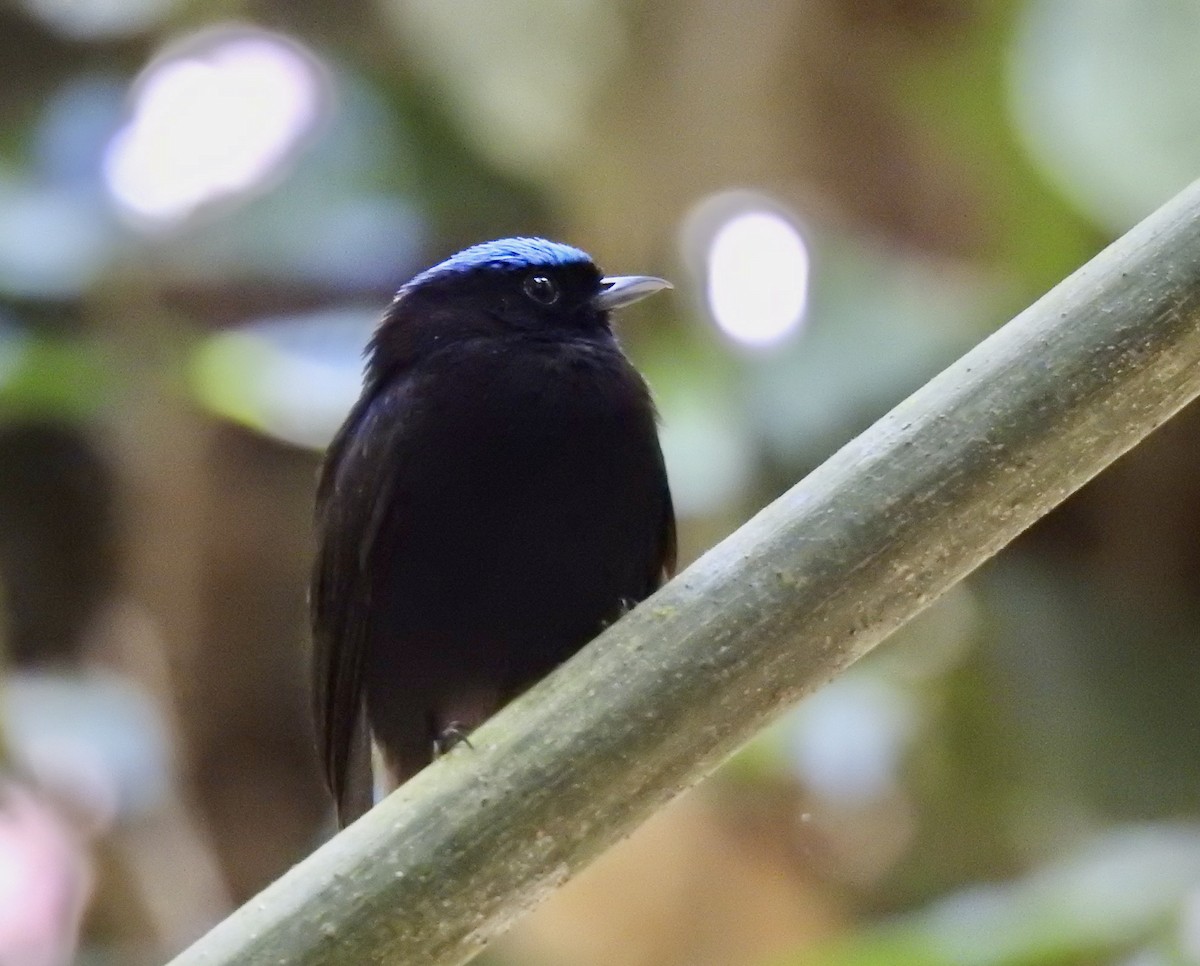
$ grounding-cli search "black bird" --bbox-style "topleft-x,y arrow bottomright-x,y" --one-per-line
311,238 -> 676,826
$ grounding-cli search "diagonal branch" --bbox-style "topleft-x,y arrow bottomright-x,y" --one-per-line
169,178 -> 1200,966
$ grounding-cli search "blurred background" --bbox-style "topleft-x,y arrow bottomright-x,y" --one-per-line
1,0 -> 1199,963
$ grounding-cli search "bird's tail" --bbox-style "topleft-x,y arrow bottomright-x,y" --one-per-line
335,706 -> 375,828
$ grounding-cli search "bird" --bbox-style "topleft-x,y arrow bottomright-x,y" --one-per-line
311,237 -> 677,827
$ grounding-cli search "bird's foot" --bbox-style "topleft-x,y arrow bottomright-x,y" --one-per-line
599,597 -> 639,630
434,721 -> 475,757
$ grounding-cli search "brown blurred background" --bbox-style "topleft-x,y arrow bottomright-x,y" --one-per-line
1,1 -> 1199,964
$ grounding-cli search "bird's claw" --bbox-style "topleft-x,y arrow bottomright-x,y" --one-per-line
434,721 -> 475,757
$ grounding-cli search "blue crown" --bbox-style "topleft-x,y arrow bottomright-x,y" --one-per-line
405,237 -> 593,290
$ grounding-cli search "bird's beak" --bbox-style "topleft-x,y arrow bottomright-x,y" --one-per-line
593,275 -> 673,311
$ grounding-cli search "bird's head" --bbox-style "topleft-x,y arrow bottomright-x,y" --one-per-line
367,237 -> 670,384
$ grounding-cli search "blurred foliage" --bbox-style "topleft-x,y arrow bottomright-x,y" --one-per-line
898,0 -> 1102,295
1,0 -> 1200,964
778,825 -> 1200,966
0,332 -> 115,418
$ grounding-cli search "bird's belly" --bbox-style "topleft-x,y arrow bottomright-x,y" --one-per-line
370,355 -> 663,698
394,421 -> 656,653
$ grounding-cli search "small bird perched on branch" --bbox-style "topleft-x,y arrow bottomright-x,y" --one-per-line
311,238 -> 676,827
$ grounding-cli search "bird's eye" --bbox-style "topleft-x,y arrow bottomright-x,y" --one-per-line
523,274 -> 560,306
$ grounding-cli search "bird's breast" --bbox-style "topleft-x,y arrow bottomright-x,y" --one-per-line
351,332 -> 670,751
381,336 -> 664,610
411,337 -> 652,449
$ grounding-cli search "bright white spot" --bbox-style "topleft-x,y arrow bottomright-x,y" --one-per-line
789,676 -> 918,804
104,30 -> 323,226
706,210 -> 809,347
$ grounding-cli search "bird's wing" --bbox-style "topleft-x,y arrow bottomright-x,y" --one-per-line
653,443 -> 678,588
659,482 -> 678,584
310,382 -> 411,826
